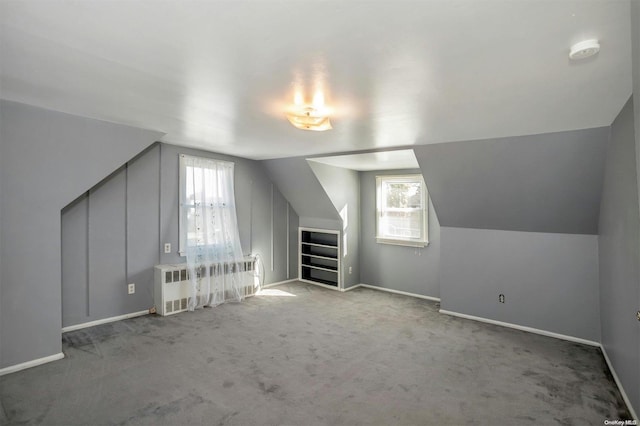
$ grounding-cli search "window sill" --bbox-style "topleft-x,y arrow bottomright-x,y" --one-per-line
376,238 -> 429,248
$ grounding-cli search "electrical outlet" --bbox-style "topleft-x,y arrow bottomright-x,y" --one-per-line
349,266 -> 352,274
128,283 -> 135,294
164,243 -> 171,254
499,294 -> 505,303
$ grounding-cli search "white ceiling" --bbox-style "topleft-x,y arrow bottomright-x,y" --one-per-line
0,1 -> 632,160
308,150 -> 419,171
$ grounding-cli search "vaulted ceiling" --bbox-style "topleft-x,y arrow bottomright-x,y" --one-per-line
0,1 -> 632,160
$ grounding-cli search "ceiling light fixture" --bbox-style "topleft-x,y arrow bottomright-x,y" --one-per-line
285,91 -> 332,131
569,39 -> 600,60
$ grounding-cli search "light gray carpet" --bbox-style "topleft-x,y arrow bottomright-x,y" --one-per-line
0,282 -> 631,425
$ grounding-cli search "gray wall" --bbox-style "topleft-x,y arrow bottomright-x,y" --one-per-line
262,156 -> 341,231
632,6 -> 640,415
0,100 -> 163,368
440,227 -> 600,342
598,96 -> 639,414
262,156 -> 343,285
62,142 -> 297,328
62,146 -> 161,327
359,169 -> 441,298
158,144 -> 295,286
634,0 -> 640,209
414,128 -> 609,234
0,100 -> 4,366
307,161 -> 361,288
287,203 -> 299,280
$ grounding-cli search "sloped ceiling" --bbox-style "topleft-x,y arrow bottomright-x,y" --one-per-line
414,127 -> 610,234
1,100 -> 166,210
261,157 -> 340,224
0,1 -> 632,159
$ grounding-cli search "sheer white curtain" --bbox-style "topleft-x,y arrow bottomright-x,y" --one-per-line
180,155 -> 245,310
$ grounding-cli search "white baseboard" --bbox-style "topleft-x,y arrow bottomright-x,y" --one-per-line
62,310 -> 149,333
438,309 -> 600,347
600,345 -> 638,420
342,284 -> 362,292
358,283 -> 441,302
0,352 -> 64,377
261,279 -> 298,289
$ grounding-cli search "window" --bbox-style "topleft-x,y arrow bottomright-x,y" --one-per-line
376,174 -> 428,247
178,154 -> 237,256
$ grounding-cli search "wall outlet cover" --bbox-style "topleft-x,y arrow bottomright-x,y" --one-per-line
164,243 -> 171,254
128,283 -> 135,294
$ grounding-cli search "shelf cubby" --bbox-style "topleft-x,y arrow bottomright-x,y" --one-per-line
299,227 -> 340,289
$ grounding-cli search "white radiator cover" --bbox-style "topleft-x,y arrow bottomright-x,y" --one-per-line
154,257 -> 256,316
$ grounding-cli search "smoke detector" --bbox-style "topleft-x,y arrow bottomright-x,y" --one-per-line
569,39 -> 600,60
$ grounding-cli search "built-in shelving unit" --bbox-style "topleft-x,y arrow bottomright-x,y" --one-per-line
299,227 -> 340,289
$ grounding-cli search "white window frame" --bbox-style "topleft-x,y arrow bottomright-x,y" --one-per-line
178,154 -> 234,256
376,174 -> 428,247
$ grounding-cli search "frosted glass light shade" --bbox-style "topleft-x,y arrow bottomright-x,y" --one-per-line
285,106 -> 332,131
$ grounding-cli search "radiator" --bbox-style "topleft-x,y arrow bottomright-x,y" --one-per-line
153,257 -> 256,316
